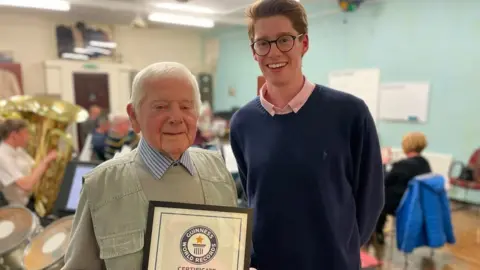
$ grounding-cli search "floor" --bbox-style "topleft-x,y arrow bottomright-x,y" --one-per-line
363,203 -> 480,270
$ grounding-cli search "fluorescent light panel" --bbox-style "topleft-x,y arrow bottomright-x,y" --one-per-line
148,13 -> 214,28
0,0 -> 70,11
154,3 -> 215,14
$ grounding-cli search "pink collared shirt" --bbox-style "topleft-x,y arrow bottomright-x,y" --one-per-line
259,78 -> 315,116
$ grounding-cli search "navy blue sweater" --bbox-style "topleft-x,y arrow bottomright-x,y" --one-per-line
230,85 -> 384,270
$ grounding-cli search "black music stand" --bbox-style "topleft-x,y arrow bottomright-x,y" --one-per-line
52,160 -> 100,217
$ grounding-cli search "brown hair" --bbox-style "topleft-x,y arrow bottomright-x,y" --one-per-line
0,119 -> 28,141
402,132 -> 428,154
246,0 -> 308,42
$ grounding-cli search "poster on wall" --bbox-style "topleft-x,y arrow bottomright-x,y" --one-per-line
0,63 -> 23,99
55,21 -> 116,61
328,68 -> 380,122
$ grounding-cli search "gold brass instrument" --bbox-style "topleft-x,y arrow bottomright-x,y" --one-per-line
0,99 -> 23,120
5,95 -> 88,217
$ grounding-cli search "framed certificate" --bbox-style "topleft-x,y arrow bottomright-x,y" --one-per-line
142,201 -> 253,270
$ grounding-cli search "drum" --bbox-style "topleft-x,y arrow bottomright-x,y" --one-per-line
23,215 -> 74,270
0,205 -> 42,269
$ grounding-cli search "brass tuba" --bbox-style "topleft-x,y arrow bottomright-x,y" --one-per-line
0,98 -> 25,120
8,95 -> 88,217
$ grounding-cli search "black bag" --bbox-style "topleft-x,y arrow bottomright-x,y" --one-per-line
459,166 -> 474,181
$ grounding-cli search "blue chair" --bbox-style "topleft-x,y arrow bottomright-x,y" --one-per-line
395,173 -> 456,262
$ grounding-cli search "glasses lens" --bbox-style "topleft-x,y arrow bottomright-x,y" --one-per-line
253,40 -> 270,55
276,35 -> 295,52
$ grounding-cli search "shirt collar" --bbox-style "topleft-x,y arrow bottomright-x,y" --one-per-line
0,142 -> 19,156
138,138 -> 195,179
259,77 -> 315,116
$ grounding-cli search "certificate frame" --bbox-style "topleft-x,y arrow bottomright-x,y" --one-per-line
142,201 -> 253,270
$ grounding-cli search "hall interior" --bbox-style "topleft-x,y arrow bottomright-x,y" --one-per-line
0,0 -> 479,269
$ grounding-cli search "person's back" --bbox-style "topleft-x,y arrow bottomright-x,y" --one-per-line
91,129 -> 107,160
385,156 -> 431,202
376,131 -> 431,243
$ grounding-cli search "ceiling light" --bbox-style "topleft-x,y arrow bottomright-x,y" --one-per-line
0,0 -> 70,11
89,41 -> 117,49
154,3 -> 215,14
148,13 -> 214,28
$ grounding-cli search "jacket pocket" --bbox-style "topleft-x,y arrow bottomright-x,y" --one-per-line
98,229 -> 144,270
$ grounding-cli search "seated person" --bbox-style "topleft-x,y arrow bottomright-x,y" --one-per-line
103,114 -> 139,160
91,116 -> 110,161
375,132 -> 431,244
0,119 -> 57,206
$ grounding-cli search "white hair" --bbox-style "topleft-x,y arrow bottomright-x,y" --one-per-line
130,62 -> 202,115
109,113 -> 129,125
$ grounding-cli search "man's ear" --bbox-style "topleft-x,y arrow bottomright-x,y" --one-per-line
126,103 -> 141,133
301,34 -> 309,57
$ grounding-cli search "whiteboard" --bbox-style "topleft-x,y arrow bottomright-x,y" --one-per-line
328,68 -> 380,121
379,82 -> 430,122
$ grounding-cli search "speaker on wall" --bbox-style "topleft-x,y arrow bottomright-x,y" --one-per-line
197,73 -> 213,105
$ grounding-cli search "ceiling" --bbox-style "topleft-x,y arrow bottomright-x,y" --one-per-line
67,0 -> 255,26
1,0 -> 340,29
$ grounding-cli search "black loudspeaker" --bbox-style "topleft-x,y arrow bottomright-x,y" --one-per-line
197,73 -> 213,104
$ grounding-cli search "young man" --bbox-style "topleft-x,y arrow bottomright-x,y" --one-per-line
229,1 -> 384,269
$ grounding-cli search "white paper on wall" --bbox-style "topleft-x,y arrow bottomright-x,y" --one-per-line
328,68 -> 381,121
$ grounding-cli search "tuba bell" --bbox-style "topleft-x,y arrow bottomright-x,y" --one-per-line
7,95 -> 88,217
0,98 -> 24,120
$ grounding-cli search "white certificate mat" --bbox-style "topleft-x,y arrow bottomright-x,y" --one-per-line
143,201 -> 253,270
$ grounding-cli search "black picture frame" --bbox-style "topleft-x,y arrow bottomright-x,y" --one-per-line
142,201 -> 253,270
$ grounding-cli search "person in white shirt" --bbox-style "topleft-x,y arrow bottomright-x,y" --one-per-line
0,119 -> 57,206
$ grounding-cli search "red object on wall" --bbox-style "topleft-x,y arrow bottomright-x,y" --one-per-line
257,76 -> 265,96
0,62 -> 23,96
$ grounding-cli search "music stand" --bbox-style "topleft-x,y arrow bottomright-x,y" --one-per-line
53,160 -> 100,217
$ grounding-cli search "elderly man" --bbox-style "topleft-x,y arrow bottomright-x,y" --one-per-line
103,113 -> 138,160
63,62 -> 238,270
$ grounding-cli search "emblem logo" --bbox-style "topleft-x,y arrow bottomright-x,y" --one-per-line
180,225 -> 218,265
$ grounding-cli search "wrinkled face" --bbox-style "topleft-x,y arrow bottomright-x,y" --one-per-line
252,15 -> 308,87
12,128 -> 29,148
127,77 -> 198,160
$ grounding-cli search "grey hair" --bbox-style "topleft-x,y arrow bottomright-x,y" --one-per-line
109,113 -> 129,125
130,62 -> 202,115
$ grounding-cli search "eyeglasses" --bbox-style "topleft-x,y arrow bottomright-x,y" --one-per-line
251,34 -> 304,56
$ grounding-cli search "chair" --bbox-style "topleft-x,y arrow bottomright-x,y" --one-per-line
394,174 -> 455,267
449,148 -> 480,208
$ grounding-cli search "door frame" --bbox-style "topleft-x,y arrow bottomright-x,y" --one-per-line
44,60 -> 132,151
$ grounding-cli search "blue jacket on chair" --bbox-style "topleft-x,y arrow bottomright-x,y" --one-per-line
395,173 -> 456,253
